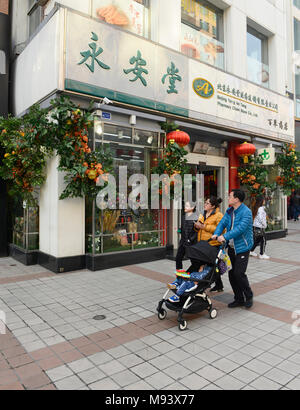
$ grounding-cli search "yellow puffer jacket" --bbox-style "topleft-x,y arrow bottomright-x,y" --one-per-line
196,208 -> 224,246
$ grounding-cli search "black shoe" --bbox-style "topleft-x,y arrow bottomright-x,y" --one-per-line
245,298 -> 253,309
210,286 -> 224,292
228,300 -> 245,308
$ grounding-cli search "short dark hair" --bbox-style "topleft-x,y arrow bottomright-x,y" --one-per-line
231,189 -> 245,203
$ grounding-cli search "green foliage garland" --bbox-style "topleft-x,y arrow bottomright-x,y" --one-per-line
0,97 -> 113,203
275,143 -> 300,196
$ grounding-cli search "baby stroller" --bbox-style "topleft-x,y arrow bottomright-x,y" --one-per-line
156,240 -> 225,331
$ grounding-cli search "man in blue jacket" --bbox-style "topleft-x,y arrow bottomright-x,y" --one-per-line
212,189 -> 254,309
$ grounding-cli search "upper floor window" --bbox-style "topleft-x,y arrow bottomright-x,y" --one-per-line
294,0 -> 300,10
28,0 -> 44,37
295,18 -> 300,51
247,25 -> 269,88
181,0 -> 224,69
92,0 -> 150,39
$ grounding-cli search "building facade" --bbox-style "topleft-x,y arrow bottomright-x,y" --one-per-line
0,0 -> 10,257
8,0 -> 295,272
292,0 -> 300,147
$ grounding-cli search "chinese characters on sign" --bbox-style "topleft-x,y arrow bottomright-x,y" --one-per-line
78,32 -> 110,73
124,50 -> 148,86
267,119 -> 288,131
78,34 -> 183,94
217,83 -> 278,112
161,62 -> 182,94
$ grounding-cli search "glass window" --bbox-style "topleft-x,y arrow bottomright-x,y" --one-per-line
12,200 -> 39,251
28,1 -> 43,37
294,0 -> 300,10
247,26 -> 269,88
294,18 -> 300,52
296,71 -> 300,117
0,50 -> 6,75
181,0 -> 224,69
86,123 -> 165,255
92,0 -> 150,39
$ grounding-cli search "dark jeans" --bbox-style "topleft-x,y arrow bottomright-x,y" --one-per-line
293,205 -> 300,221
228,247 -> 253,302
251,229 -> 266,255
175,243 -> 186,270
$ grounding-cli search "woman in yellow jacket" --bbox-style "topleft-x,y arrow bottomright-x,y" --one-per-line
192,196 -> 224,292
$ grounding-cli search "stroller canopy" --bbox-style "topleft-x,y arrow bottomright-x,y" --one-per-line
186,240 -> 218,265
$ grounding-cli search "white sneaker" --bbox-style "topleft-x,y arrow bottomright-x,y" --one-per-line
259,254 -> 270,260
250,252 -> 257,257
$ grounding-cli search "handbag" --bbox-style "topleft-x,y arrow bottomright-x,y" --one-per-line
219,249 -> 232,272
253,227 -> 264,240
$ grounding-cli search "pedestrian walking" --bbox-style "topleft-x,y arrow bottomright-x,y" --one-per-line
175,202 -> 198,273
250,196 -> 270,259
188,197 -> 224,289
291,191 -> 300,221
212,189 -> 254,309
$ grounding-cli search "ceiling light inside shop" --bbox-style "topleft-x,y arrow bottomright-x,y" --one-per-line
133,134 -> 140,142
94,121 -> 103,135
147,136 -> 153,145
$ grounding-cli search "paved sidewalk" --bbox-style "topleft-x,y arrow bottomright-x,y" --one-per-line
0,222 -> 299,390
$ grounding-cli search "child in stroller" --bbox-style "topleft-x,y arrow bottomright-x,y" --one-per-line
167,264 -> 212,303
156,240 -> 227,331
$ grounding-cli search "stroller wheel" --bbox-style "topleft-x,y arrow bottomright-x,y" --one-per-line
178,320 -> 187,331
158,309 -> 167,320
209,308 -> 218,319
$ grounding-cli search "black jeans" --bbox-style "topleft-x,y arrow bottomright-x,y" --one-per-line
228,247 -> 253,302
175,243 -> 186,270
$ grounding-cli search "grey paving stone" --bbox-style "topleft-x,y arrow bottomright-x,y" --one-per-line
46,365 -> 74,382
125,380 -> 155,390
131,362 -> 158,378
197,365 -> 225,382
180,373 -> 210,390
212,358 -> 240,373
111,369 -> 141,388
163,363 -> 192,381
55,375 -> 86,390
264,368 -> 295,386
230,367 -> 259,384
89,378 -> 120,390
68,358 -> 94,373
78,367 -> 106,384
214,375 -> 246,390
249,376 -> 282,390
285,378 -> 300,390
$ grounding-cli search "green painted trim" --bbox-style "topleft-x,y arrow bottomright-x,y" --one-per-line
65,79 -> 189,117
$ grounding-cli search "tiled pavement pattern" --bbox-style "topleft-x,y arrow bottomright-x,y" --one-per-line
0,223 -> 299,390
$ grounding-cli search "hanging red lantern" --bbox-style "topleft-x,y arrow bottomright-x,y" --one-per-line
235,142 -> 256,163
166,130 -> 190,147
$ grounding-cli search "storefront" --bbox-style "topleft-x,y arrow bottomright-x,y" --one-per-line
10,4 -> 294,272
0,10 -> 10,257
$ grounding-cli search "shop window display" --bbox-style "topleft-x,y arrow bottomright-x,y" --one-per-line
181,0 -> 224,69
92,0 -> 150,39
11,200 -> 39,251
86,123 -> 166,255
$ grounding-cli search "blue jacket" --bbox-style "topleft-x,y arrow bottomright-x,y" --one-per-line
214,203 -> 254,254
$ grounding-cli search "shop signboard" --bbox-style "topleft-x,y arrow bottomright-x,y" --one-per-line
257,147 -> 276,165
64,8 -> 294,142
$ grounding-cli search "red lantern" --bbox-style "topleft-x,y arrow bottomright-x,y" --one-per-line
166,130 -> 190,147
235,142 -> 256,163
